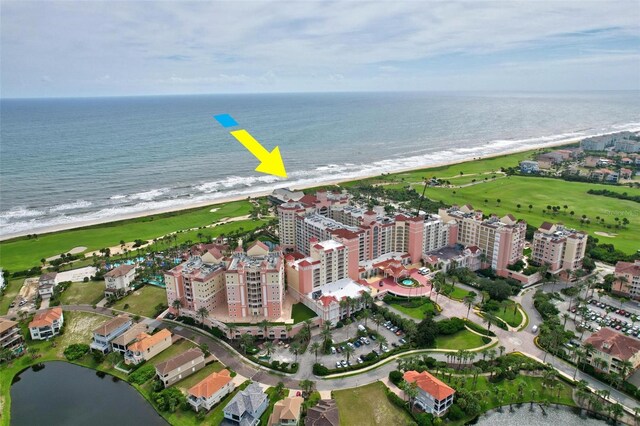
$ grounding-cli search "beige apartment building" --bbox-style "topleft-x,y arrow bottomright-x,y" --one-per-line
612,260 -> 640,300
584,328 -> 640,377
531,222 -> 587,275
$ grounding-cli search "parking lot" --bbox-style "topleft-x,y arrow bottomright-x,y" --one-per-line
568,298 -> 640,340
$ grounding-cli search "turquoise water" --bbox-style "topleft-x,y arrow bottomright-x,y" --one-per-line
1,91 -> 639,236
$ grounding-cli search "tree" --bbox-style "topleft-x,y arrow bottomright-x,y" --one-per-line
344,344 -> 355,364
227,323 -> 238,339
300,379 -> 315,397
416,316 -> 438,348
290,342 -> 301,363
482,312 -> 499,331
196,307 -> 208,324
258,319 -> 270,339
378,335 -> 388,353
275,381 -> 286,398
310,341 -> 321,362
239,333 -> 254,354
264,341 -> 275,357
463,293 -> 477,319
171,299 -> 182,316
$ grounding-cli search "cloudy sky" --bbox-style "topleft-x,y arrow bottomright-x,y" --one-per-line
1,1 -> 639,98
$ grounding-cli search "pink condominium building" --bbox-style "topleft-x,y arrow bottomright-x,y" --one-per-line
532,222 -> 587,274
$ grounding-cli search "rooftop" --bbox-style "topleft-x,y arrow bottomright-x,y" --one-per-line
404,370 -> 455,400
93,315 -> 131,336
0,318 -> 18,334
155,348 -> 203,375
584,328 -> 640,361
188,369 -> 233,399
105,264 -> 135,278
309,278 -> 370,305
128,329 -> 171,353
29,307 -> 63,329
268,396 -> 303,424
305,399 -> 339,426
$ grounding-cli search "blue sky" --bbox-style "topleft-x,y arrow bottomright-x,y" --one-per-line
1,1 -> 639,98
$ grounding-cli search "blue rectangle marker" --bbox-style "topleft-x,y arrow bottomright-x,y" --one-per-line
214,114 -> 238,128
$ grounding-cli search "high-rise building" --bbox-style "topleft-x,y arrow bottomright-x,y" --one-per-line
531,222 -> 587,274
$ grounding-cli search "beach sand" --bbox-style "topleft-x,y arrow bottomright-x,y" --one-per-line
0,137 -> 580,240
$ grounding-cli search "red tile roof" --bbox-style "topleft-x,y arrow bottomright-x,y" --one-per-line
616,261 -> 640,276
29,307 -> 63,328
584,328 -> 640,361
105,264 -> 135,277
188,369 -> 233,398
404,370 -> 455,400
128,329 -> 172,353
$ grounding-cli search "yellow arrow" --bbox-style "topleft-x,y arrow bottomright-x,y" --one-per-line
229,129 -> 287,178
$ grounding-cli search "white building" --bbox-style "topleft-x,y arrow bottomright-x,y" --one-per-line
29,307 -> 64,340
403,370 -> 455,417
188,369 -> 235,412
104,264 -> 136,297
38,272 -> 58,297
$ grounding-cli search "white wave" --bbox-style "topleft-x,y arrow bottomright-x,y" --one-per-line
0,206 -> 45,220
49,200 -> 93,213
127,188 -> 169,201
109,194 -> 126,200
195,174 -> 282,193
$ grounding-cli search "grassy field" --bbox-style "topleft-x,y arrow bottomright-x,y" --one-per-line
291,303 -> 317,323
333,381 -> 415,426
444,286 -> 473,301
489,301 -> 524,328
0,278 -> 23,315
147,338 -> 198,366
174,361 -> 225,391
0,200 -> 253,272
426,176 -> 640,254
435,329 -> 487,350
58,281 -> 106,306
112,285 -> 167,318
386,297 -> 436,320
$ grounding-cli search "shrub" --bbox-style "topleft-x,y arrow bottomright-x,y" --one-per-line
447,404 -> 465,420
63,343 -> 90,361
313,363 -> 329,375
463,319 -> 495,337
129,364 -> 156,384
389,370 -> 403,386
152,387 -> 186,413
436,318 -> 465,335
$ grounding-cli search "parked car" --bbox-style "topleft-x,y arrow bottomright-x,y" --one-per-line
331,346 -> 337,354
399,338 -> 407,345
532,325 -> 539,333
370,334 -> 377,341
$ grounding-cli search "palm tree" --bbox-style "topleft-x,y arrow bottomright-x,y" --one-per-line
482,312 -> 499,331
300,379 -> 315,397
227,323 -> 238,339
258,319 -> 270,339
264,341 -> 275,357
196,306 -> 209,325
239,333 -> 254,354
361,309 -> 371,327
304,319 -> 314,340
310,341 -> 321,362
290,342 -> 301,363
378,335 -> 388,353
406,381 -> 419,408
529,388 -> 538,410
171,299 -> 182,316
463,293 -> 477,319
344,344 -> 355,364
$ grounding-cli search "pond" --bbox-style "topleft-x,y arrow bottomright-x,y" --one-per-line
474,404 -> 608,425
11,361 -> 166,426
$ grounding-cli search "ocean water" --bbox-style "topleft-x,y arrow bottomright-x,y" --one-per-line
1,91 -> 639,237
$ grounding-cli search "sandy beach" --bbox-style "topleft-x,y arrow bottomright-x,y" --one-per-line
0,136 -> 588,241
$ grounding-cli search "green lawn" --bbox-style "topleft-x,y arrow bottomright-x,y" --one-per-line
291,303 -> 317,323
386,297 -> 436,320
112,285 -> 167,318
427,176 -> 640,254
148,338 -> 197,366
489,301 -> 524,328
174,361 -> 224,391
0,279 -> 24,315
333,381 -> 414,426
0,200 -> 253,271
443,286 -> 473,301
435,329 -> 487,350
58,281 -> 106,306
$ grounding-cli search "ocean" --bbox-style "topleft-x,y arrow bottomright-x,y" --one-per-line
1,91 -> 639,237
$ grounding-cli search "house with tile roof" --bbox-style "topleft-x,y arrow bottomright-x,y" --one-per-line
90,315 -> 132,353
304,399 -> 339,426
584,328 -> 640,377
28,307 -> 64,340
155,348 -> 205,387
403,370 -> 455,417
268,396 -> 303,426
222,382 -> 268,426
188,369 -> 235,412
111,323 -> 148,354
104,264 -> 136,298
124,328 -> 172,365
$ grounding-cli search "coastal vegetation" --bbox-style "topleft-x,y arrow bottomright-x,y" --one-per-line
333,381 -> 415,426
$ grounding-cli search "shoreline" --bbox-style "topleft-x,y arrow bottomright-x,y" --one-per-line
0,129 -> 629,241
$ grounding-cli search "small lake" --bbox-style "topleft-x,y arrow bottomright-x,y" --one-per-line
11,361 -> 167,426
475,404 -> 608,425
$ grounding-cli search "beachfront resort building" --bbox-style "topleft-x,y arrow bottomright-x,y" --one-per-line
90,315 -> 132,353
188,369 -> 235,412
612,260 -> 640,300
155,348 -> 205,388
403,370 -> 456,417
104,264 -> 136,298
531,222 -> 587,275
583,328 -> 640,377
124,328 -> 172,365
223,382 -> 269,426
438,205 -> 526,277
165,241 -> 285,321
0,318 -> 24,356
28,307 -> 64,340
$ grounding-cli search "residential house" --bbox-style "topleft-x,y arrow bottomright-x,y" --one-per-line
590,168 -> 618,182
584,328 -> 640,377
124,328 -> 172,365
612,260 -> 640,300
104,264 -> 136,298
268,396 -> 303,426
188,369 -> 235,412
519,160 -> 539,174
619,168 -> 633,179
621,157 -> 634,165
0,318 -> 24,356
38,272 -> 58,298
222,382 -> 268,426
90,315 -> 132,353
111,323 -> 148,354
537,152 -> 564,165
403,370 -> 455,417
304,400 -> 340,426
28,307 -> 64,340
155,348 -> 205,388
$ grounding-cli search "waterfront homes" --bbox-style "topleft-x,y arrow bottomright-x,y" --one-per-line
519,160 -> 539,174
0,318 -> 24,356
28,307 -> 64,340
90,315 -> 132,353
583,328 -> 640,377
104,264 -> 136,298
223,382 -> 268,426
165,241 -> 285,321
38,272 -> 58,297
124,328 -> 172,365
268,396 -> 303,426
188,369 -> 235,412
111,322 -> 148,354
612,260 -> 640,300
155,347 -> 205,388
531,222 -> 587,276
403,370 -> 455,417
304,400 -> 339,426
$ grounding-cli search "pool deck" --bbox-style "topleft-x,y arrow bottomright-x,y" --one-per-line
365,270 -> 431,298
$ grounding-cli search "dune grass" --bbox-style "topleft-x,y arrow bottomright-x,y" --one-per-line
58,281 -> 106,306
